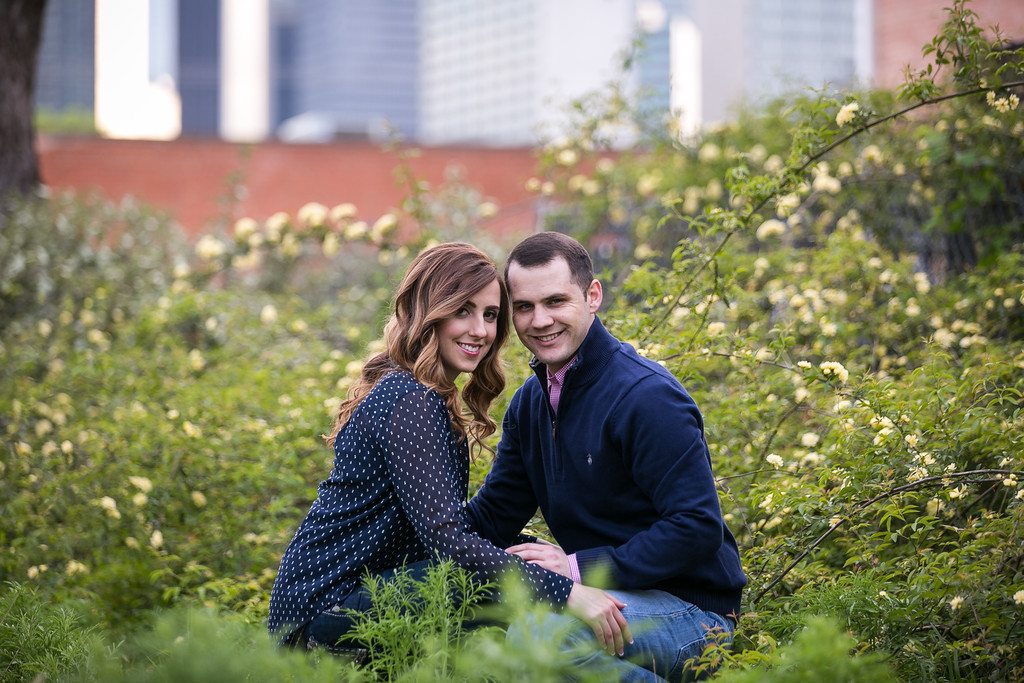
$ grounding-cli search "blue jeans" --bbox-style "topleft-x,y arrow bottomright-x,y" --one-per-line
507,589 -> 734,682
299,560 -> 493,655
300,560 -> 435,655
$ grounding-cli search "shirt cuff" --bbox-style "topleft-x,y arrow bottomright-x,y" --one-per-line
567,553 -> 581,583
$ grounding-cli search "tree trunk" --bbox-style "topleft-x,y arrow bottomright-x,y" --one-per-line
0,0 -> 49,201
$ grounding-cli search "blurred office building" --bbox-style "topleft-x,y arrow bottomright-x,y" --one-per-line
32,0 -> 1022,145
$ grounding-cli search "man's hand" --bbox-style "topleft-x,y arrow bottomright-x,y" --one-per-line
566,583 -> 632,656
505,539 -> 571,578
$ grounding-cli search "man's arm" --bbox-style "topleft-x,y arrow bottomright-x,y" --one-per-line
465,389 -> 541,547
574,376 -> 729,589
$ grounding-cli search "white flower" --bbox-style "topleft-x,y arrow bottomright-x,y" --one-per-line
150,530 -> 164,549
65,560 -> 89,576
191,491 -> 208,507
194,235 -> 226,261
296,202 -> 328,228
330,203 -> 358,221
1014,590 -> 1024,605
819,361 -> 849,383
836,101 -> 860,127
949,595 -> 964,611
800,433 -> 820,448
188,349 -> 205,372
260,304 -> 278,325
371,213 -> 398,240
556,148 -> 579,166
766,453 -> 784,469
233,217 -> 259,241
756,219 -> 787,241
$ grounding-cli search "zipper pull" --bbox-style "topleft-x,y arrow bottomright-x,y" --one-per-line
552,420 -> 556,440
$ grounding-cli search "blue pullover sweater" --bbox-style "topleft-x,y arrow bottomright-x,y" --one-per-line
467,318 -> 746,618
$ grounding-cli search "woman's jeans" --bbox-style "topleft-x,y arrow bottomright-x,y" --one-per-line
506,588 -> 734,682
299,559 -> 483,656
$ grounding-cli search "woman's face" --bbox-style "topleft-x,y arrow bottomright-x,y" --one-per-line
438,278 -> 502,382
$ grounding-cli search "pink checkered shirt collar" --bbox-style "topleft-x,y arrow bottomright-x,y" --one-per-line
546,355 -> 577,413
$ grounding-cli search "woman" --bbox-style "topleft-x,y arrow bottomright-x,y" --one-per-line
268,242 -> 619,655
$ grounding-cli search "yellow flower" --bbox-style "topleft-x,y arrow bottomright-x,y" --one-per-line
65,560 -> 89,575
835,101 -> 859,127
819,361 -> 849,383
297,202 -> 328,228
321,232 -> 341,257
698,143 -> 721,163
756,219 -> 786,241
183,421 -> 202,438
233,217 -> 259,241
191,491 -> 208,507
330,203 -> 357,222
188,349 -> 206,372
371,213 -> 398,239
99,496 -> 121,519
195,235 -> 226,261
344,221 -> 368,240
129,476 -> 153,492
556,148 -> 579,166
265,212 -> 289,242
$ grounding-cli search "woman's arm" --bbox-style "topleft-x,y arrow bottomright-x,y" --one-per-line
382,389 -> 572,605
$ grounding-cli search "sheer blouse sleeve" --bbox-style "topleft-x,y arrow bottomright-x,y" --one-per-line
382,387 -> 571,605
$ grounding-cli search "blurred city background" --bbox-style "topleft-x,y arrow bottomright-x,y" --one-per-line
33,0 -> 1024,235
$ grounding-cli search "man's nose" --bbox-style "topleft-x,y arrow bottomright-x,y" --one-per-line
531,306 -> 553,328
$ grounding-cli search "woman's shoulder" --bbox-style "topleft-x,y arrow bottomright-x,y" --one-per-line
369,369 -> 435,404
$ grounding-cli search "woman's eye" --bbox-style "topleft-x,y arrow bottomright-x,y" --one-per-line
484,311 -> 498,321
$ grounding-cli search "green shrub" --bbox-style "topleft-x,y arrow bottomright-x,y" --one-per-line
0,582 -> 99,682
0,192 -> 182,340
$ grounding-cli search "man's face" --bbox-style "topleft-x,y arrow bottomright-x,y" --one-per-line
507,257 -> 602,373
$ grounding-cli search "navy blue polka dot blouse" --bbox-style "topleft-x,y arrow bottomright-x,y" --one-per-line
268,371 -> 572,641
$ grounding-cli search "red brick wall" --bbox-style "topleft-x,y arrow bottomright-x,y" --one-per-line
36,135 -> 545,239
874,0 -> 1024,90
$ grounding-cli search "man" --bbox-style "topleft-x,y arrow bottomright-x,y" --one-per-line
466,231 -> 746,681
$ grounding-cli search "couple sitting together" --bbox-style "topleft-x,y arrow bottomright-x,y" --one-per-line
267,232 -> 746,682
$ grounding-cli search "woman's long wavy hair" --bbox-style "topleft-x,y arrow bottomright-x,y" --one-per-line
325,242 -> 510,456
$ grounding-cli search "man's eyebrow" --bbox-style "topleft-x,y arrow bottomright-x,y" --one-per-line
511,292 -> 569,305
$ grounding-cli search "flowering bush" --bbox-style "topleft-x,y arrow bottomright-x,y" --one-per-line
1,1 -> 1022,679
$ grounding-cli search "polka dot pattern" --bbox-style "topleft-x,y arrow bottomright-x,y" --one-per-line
268,371 -> 571,640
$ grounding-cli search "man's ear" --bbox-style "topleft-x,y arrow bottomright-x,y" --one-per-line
586,279 -> 603,313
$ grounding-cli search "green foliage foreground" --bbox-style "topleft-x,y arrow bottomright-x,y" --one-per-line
2,2 -> 1024,680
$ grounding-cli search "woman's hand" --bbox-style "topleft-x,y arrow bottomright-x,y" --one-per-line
505,539 -> 571,578
566,583 -> 632,656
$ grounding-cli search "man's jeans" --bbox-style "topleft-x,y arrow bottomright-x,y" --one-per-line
507,588 -> 734,682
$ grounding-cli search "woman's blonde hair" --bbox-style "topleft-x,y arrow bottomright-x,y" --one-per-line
325,242 -> 509,456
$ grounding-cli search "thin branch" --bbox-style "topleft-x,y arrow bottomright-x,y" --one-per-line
642,79 -> 1024,343
751,468 -> 1018,604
